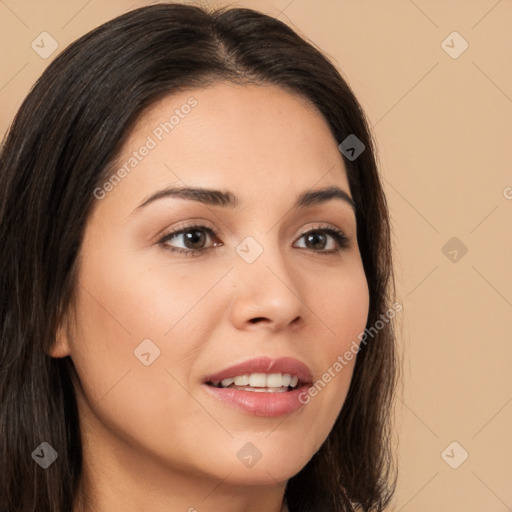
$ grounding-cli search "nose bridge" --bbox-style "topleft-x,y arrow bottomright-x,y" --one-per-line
235,231 -> 293,286
228,230 -> 305,329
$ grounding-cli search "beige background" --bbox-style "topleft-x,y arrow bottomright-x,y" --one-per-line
1,0 -> 511,510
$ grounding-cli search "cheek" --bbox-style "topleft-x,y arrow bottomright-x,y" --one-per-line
315,262 -> 370,352
335,271 -> 369,349
301,263 -> 369,437
67,243 -> 227,421
67,269 -> 213,462
75,226 -> 227,344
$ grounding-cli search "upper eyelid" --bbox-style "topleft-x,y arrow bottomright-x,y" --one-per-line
160,223 -> 218,239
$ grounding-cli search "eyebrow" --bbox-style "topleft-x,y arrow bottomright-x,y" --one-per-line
132,184 -> 356,214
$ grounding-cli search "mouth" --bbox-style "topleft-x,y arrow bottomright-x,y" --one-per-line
201,356 -> 313,417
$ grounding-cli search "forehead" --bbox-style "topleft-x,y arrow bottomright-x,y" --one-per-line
100,82 -> 351,215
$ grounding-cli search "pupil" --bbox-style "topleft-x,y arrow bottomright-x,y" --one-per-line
185,230 -> 205,249
306,232 -> 326,250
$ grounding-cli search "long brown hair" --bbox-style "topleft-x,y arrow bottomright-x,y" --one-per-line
0,3 -> 397,511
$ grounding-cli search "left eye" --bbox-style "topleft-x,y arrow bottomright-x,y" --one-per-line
294,228 -> 348,252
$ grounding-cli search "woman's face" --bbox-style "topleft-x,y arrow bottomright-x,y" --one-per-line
54,82 -> 369,488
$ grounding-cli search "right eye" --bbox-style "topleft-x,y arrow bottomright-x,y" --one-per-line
158,224 -> 222,257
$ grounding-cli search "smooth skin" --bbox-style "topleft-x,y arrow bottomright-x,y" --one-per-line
51,82 -> 370,512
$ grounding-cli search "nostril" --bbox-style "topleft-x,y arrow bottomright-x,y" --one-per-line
249,317 -> 266,323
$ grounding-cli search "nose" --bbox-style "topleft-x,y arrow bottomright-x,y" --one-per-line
228,237 -> 306,332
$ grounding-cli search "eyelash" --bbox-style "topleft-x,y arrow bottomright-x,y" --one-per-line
157,223 -> 350,257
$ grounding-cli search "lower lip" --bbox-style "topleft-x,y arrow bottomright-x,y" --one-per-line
202,384 -> 310,417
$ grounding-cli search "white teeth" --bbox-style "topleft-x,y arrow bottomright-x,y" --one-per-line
249,373 -> 267,387
267,373 -> 284,387
234,375 -> 249,386
213,373 -> 300,389
281,374 -> 291,387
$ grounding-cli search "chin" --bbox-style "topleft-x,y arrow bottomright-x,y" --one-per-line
205,446 -> 313,486
220,462 -> 304,487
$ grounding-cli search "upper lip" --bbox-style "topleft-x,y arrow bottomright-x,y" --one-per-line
203,356 -> 314,385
